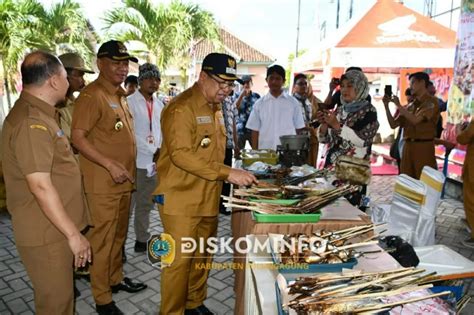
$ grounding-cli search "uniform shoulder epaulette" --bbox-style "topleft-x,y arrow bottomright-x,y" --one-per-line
29,124 -> 48,131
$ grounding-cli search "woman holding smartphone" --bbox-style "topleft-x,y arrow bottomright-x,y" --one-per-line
317,70 -> 379,208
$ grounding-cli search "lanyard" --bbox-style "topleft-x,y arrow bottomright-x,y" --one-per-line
146,99 -> 153,133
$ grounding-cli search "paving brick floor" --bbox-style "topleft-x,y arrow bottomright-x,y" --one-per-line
0,175 -> 473,314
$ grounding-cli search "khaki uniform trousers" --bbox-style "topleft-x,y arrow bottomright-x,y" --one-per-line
159,211 -> 218,315
86,192 -> 131,305
17,239 -> 73,315
464,167 -> 474,238
400,141 -> 437,179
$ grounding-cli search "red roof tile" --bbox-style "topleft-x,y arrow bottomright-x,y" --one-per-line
194,28 -> 274,63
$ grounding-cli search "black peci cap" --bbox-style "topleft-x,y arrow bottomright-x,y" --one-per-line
97,40 -> 138,63
202,53 -> 238,81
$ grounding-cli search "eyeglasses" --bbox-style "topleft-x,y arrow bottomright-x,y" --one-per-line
296,81 -> 308,86
206,72 -> 235,89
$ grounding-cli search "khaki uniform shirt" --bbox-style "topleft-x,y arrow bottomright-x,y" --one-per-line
457,121 -> 474,184
1,92 -> 89,246
58,98 -> 74,141
154,84 -> 231,216
400,94 -> 440,140
72,76 -> 136,194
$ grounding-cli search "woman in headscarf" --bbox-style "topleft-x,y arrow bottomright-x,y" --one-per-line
317,70 -> 379,208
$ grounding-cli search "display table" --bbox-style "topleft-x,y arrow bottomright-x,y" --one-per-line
243,235 -> 400,315
415,245 -> 474,280
231,199 -> 372,314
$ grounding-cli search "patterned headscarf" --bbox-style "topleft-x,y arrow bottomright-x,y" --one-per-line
340,70 -> 370,113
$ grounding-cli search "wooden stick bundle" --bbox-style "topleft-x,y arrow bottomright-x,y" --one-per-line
352,291 -> 450,313
284,267 -> 451,315
224,185 -> 357,214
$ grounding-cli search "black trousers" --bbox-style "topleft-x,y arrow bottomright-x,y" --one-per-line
220,148 -> 233,211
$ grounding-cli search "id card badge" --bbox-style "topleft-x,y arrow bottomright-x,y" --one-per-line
146,135 -> 155,144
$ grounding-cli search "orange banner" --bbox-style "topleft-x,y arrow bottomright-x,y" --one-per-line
399,68 -> 453,104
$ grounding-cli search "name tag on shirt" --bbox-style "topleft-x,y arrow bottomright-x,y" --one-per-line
196,116 -> 212,124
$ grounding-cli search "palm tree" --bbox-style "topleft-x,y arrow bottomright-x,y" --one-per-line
0,0 -> 45,108
36,0 -> 97,61
0,0 -> 97,109
103,0 -> 220,71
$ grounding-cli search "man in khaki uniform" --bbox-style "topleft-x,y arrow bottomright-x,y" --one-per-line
57,53 -> 94,142
457,121 -> 474,248
383,72 -> 439,179
71,40 -> 147,315
1,51 -> 91,315
154,53 -> 257,315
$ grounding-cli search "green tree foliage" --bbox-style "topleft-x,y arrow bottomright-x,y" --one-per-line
0,0 -> 96,108
103,0 -> 220,70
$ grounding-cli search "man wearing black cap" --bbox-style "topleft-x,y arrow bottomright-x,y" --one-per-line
152,52 -> 257,314
235,75 -> 260,149
246,64 -> 306,150
71,40 -> 147,315
127,63 -> 164,253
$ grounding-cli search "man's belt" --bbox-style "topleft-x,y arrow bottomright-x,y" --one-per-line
405,138 -> 434,142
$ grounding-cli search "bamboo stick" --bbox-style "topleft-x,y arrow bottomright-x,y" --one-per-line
315,268 -> 425,299
330,226 -> 376,243
309,284 -> 433,305
319,240 -> 379,256
290,267 -> 412,285
352,291 -> 451,313
390,272 -> 437,289
321,224 -> 374,238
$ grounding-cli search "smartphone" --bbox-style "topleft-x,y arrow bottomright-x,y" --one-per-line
384,85 -> 392,97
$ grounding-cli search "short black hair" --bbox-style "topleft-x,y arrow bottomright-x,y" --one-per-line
408,72 -> 430,88
21,51 -> 63,86
427,81 -> 435,87
346,66 -> 362,72
125,75 -> 138,86
293,73 -> 307,85
266,65 -> 285,80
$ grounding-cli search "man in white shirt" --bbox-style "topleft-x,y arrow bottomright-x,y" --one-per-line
127,63 -> 164,252
246,65 -> 305,150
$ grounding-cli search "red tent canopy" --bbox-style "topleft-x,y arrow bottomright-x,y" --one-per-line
294,0 -> 456,71
337,0 -> 455,49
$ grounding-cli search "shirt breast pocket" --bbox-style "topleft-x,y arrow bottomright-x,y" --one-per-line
195,125 -> 215,154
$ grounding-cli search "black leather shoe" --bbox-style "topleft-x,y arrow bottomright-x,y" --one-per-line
111,277 -> 147,293
184,304 -> 214,315
219,207 -> 231,216
96,302 -> 124,315
134,241 -> 147,252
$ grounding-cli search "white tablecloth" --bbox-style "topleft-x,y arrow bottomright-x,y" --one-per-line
244,235 -> 401,315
